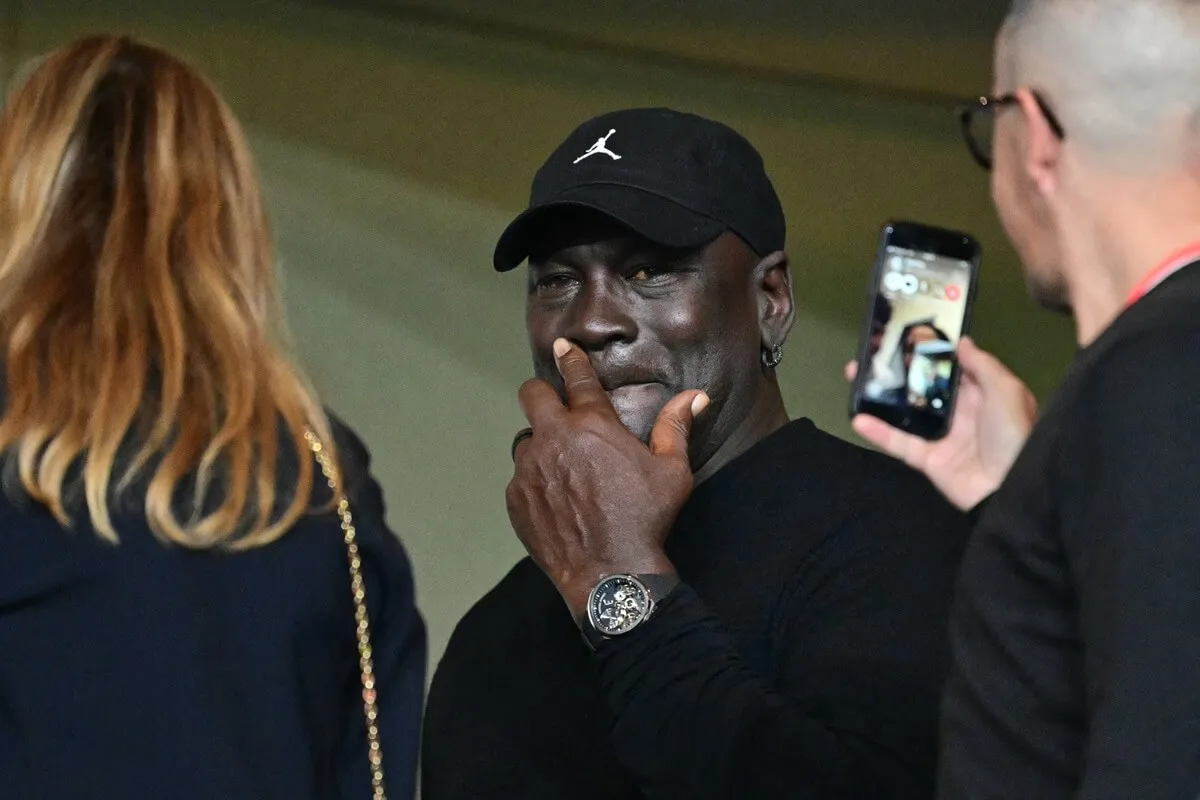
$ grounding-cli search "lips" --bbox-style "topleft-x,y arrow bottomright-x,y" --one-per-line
595,372 -> 667,420
596,370 -> 663,393
606,383 -> 663,407
602,381 -> 660,396
580,367 -> 671,438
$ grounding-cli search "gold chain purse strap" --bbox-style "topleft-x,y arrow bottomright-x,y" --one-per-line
304,430 -> 387,800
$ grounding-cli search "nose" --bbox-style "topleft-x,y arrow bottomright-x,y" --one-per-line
561,276 -> 637,353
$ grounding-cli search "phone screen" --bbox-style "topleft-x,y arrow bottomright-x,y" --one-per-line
852,222 -> 980,440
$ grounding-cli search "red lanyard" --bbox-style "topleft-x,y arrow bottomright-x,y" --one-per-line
1126,242 -> 1200,307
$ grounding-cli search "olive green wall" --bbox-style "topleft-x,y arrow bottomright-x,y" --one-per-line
2,0 -> 1075,669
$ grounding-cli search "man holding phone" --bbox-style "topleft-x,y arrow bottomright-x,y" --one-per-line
423,108 -> 973,799
850,1 -> 1200,797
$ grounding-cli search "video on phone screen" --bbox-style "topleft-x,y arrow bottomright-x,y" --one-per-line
862,246 -> 971,417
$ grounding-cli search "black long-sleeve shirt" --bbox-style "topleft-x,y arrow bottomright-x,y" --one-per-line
0,418 -> 426,799
939,263 -> 1200,799
423,419 -> 971,799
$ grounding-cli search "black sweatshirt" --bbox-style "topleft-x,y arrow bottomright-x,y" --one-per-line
423,419 -> 971,799
939,263 -> 1200,800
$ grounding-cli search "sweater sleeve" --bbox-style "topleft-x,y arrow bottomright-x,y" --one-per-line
1060,334 -> 1200,800
592,498 -> 967,799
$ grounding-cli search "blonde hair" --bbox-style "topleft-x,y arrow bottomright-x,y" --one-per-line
0,35 -> 336,548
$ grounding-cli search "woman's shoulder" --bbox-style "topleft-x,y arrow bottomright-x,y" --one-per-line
323,411 -> 388,522
326,411 -> 372,478
314,411 -> 414,568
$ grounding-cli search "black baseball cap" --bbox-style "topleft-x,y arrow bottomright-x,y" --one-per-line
493,107 -> 786,272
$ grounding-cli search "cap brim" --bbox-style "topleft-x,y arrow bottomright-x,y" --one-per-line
492,184 -> 727,272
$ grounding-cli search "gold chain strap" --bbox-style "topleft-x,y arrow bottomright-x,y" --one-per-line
305,430 -> 387,800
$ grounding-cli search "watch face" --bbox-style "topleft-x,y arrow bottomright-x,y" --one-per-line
588,575 -> 650,636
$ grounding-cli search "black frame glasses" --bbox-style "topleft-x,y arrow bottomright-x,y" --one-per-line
956,92 -> 1066,170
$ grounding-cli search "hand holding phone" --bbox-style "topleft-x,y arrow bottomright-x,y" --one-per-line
846,221 -> 1037,509
848,337 -> 1037,511
849,221 -> 981,440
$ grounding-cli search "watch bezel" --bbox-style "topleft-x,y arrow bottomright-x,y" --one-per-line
586,574 -> 653,637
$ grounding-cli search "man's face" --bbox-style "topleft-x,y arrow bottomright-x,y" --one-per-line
525,213 -> 766,448
990,31 -> 1070,312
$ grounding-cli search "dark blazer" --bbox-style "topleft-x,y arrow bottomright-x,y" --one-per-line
0,416 -> 426,799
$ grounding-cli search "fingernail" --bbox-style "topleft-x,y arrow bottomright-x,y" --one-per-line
553,338 -> 571,358
691,393 -> 710,416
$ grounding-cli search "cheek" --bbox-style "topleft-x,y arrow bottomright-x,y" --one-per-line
526,299 -> 555,340
993,161 -> 1053,272
526,307 -> 560,379
649,309 -> 708,381
990,156 -> 1013,212
992,165 -> 1026,248
659,299 -> 756,386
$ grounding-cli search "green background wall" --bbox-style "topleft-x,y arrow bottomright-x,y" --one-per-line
1,0 -> 1075,669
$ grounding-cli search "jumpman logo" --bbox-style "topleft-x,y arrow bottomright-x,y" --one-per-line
573,129 -> 622,164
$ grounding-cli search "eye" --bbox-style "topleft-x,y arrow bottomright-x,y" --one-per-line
627,264 -> 674,283
533,273 -> 577,295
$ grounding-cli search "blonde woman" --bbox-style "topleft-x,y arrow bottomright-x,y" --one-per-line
0,36 -> 424,799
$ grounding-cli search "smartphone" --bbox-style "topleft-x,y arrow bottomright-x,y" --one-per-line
849,220 -> 981,440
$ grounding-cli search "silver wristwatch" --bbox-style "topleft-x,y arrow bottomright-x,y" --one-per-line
580,572 -> 681,650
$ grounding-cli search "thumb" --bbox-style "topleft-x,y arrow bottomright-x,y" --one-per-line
851,413 -> 929,469
957,337 -> 1012,389
649,390 -> 709,459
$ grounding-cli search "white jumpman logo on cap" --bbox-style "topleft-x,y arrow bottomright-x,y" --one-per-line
573,129 -> 622,164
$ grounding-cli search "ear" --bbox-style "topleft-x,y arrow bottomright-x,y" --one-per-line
1015,88 -> 1062,197
755,251 -> 795,349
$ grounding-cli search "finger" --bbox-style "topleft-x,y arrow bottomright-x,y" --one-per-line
850,414 -> 929,469
957,337 -> 1016,390
649,391 -> 709,459
511,427 -> 534,463
1023,386 -> 1039,418
552,338 -> 617,417
512,438 -> 533,462
844,360 -> 859,383
517,378 -> 566,431
959,337 -> 1038,419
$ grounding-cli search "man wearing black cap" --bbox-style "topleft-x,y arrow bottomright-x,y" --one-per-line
422,108 -> 971,799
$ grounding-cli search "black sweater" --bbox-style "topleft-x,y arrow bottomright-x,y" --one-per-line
939,263 -> 1200,799
423,419 -> 971,799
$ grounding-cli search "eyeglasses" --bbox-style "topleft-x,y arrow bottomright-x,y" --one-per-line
956,92 -> 1066,170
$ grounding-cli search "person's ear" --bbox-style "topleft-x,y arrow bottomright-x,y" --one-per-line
1015,88 -> 1062,198
756,251 -> 795,351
